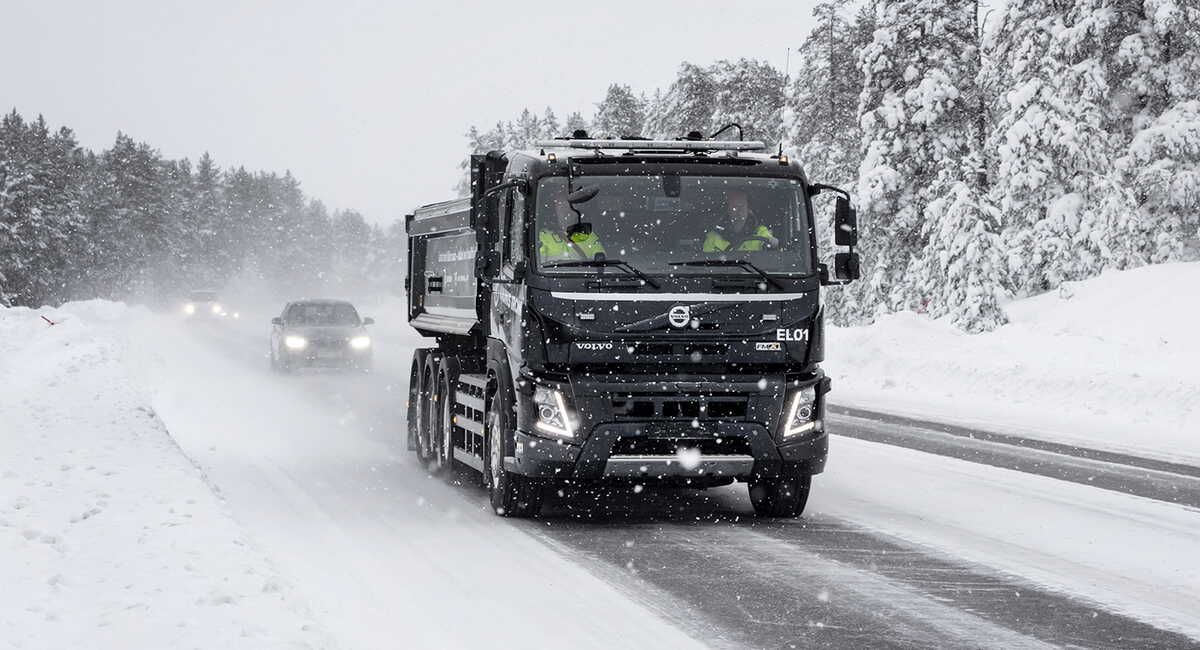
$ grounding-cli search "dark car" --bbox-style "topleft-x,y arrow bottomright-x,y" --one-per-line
269,299 -> 374,372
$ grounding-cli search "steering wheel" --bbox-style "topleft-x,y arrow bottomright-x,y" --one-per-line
731,235 -> 776,250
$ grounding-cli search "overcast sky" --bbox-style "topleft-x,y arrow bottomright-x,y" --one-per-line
7,1 -> 832,226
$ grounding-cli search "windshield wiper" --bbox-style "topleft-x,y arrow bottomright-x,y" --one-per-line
667,259 -> 784,291
542,259 -> 660,289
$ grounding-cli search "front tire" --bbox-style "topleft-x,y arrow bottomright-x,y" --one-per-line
484,389 -> 543,517
749,471 -> 812,518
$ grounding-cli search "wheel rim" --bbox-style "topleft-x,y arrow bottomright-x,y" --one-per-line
441,380 -> 452,467
488,411 -> 502,488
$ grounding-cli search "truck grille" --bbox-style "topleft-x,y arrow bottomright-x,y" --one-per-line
610,396 -> 748,420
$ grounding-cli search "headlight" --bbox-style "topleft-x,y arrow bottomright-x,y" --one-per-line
349,335 -> 371,350
533,386 -> 575,439
284,335 -> 308,350
184,303 -> 196,315
782,385 -> 820,438
211,303 -> 222,315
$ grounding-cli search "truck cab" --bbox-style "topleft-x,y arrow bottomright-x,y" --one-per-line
406,137 -> 860,517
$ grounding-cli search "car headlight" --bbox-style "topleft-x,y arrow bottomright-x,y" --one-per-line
349,335 -> 371,350
533,386 -> 575,439
211,303 -> 223,315
184,303 -> 196,315
782,385 -> 820,438
284,335 -> 308,350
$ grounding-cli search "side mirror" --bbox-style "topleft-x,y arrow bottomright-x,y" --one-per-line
271,317 -> 283,326
568,185 -> 600,204
834,197 -> 858,247
834,252 -> 861,281
362,317 -> 375,326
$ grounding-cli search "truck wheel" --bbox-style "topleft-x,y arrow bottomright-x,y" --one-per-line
749,472 -> 812,518
484,389 -> 543,517
428,371 -> 454,474
435,356 -> 460,473
406,351 -> 427,451
415,359 -> 436,465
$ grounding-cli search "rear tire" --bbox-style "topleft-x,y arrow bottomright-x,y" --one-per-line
406,351 -> 427,451
484,386 -> 543,517
749,471 -> 812,518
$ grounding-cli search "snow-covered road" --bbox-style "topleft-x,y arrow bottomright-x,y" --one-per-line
9,301 -> 1200,648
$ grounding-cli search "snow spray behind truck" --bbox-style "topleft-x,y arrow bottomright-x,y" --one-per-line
405,134 -> 860,517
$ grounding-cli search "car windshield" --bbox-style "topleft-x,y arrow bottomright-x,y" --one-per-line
286,303 -> 360,326
534,175 -> 813,277
189,291 -> 217,302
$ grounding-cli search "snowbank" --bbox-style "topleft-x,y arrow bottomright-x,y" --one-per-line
827,262 -> 1200,464
0,302 -> 326,649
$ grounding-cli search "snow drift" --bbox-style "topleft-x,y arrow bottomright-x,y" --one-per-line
827,261 -> 1200,463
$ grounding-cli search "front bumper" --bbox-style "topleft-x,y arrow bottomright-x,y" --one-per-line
509,372 -> 829,481
284,348 -> 372,368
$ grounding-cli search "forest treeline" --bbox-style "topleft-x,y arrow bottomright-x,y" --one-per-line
0,112 -> 402,308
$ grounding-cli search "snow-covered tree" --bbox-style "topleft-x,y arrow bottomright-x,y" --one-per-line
986,0 -> 1132,293
857,0 -> 981,314
592,84 -> 646,138
643,62 -> 716,139
564,111 -> 589,136
710,59 -> 786,145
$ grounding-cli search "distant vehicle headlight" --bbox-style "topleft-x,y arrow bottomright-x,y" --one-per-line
349,335 -> 371,350
184,303 -> 196,315
211,303 -> 223,315
284,335 -> 308,350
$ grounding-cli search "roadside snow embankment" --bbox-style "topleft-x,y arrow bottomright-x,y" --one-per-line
0,302 -> 324,649
827,262 -> 1200,464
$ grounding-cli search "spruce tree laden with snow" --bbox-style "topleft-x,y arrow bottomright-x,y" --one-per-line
592,84 -> 647,138
857,0 -> 982,316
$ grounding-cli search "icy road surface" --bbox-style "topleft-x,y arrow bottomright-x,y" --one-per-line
114,308 -> 1200,648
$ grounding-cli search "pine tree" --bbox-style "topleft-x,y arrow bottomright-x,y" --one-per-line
985,0 -> 1128,294
643,63 -> 716,139
1112,0 -> 1200,262
541,107 -> 561,139
592,84 -> 646,138
709,59 -> 786,144
857,0 -> 981,314
564,111 -> 589,135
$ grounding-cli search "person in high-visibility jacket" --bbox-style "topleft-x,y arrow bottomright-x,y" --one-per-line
538,183 -> 606,260
703,189 -> 779,252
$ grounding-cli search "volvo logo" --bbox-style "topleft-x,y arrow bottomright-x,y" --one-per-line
667,305 -> 692,329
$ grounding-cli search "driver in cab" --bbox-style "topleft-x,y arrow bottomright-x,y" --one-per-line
703,189 -> 779,252
538,183 -> 606,260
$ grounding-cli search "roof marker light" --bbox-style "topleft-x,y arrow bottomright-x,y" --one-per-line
534,139 -> 767,152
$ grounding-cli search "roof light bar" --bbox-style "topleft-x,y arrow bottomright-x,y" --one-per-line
534,139 -> 767,152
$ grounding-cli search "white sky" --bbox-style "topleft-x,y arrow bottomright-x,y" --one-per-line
6,1 -> 832,226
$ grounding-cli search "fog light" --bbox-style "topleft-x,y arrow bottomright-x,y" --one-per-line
349,336 -> 371,350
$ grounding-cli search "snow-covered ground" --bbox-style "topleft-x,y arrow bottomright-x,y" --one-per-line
0,301 -> 327,649
827,261 -> 1200,464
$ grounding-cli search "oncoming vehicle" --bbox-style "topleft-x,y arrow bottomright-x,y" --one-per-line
269,299 -> 375,372
405,133 -> 860,518
182,289 -> 228,320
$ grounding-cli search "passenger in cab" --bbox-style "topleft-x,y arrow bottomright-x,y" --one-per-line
537,182 -> 606,260
703,189 -> 779,252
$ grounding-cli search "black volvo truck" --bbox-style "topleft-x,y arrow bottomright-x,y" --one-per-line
405,135 -> 860,517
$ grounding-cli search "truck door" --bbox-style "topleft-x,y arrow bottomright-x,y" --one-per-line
490,187 -> 526,354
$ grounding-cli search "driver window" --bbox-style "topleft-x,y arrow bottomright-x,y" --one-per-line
508,188 -> 525,265
497,190 -> 511,264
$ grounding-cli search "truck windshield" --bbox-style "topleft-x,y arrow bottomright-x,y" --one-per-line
534,175 -> 813,277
